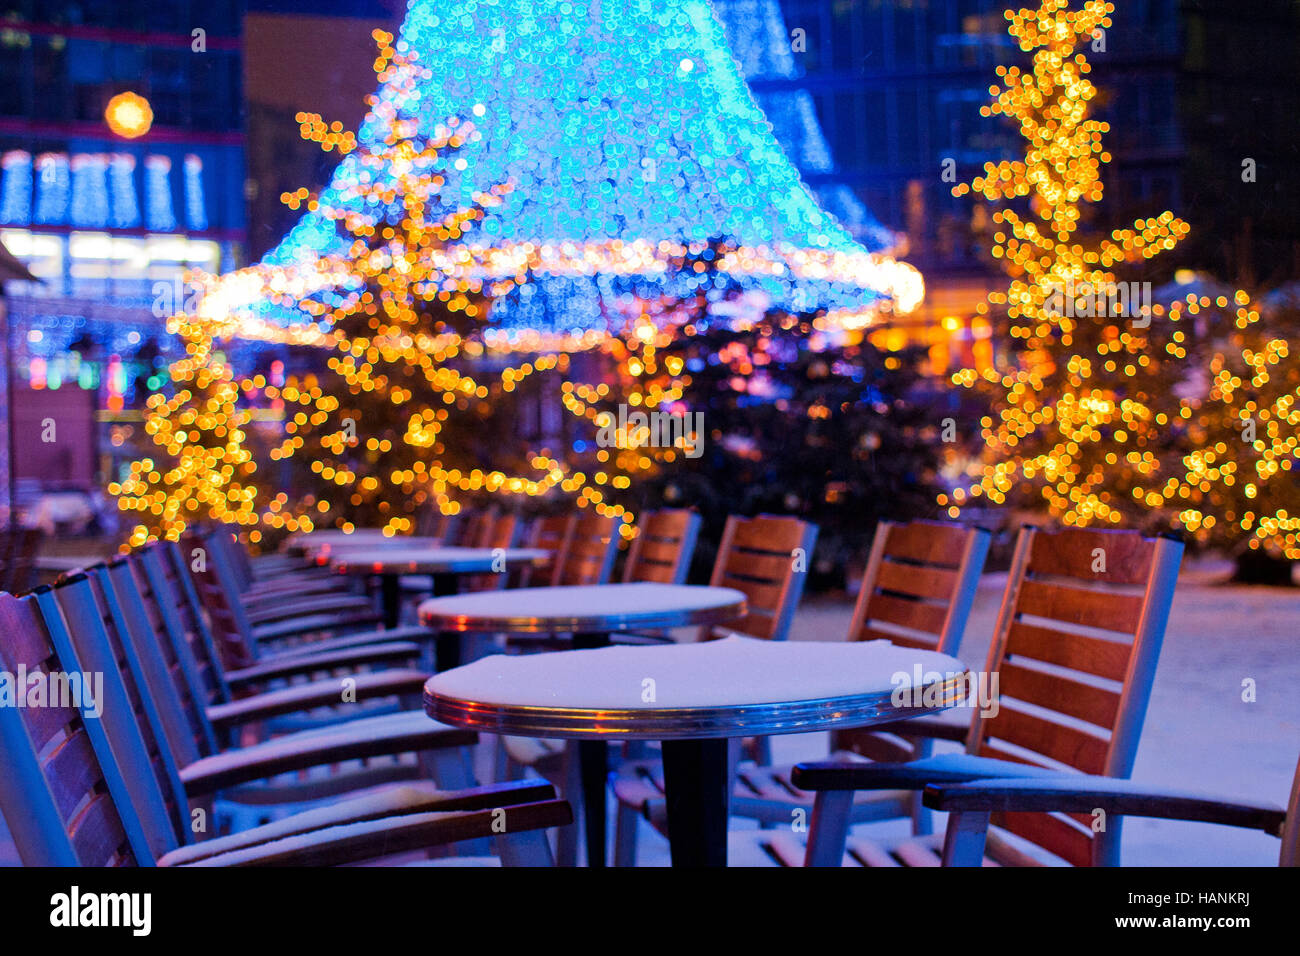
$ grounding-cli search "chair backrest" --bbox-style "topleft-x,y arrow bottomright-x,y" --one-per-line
1282,755 -> 1300,868
701,515 -> 818,642
107,555 -> 223,761
140,541 -> 233,707
847,521 -> 990,654
449,508 -> 492,548
623,509 -> 701,585
0,527 -> 41,592
482,511 -> 519,550
965,526 -> 1183,866
416,507 -> 456,541
0,588 -> 157,865
181,529 -> 258,671
832,520 -> 990,758
209,528 -> 256,591
553,513 -> 623,587
48,571 -> 196,855
516,515 -> 569,587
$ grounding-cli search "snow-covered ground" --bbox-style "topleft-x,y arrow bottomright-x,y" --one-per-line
2,557 -> 1295,866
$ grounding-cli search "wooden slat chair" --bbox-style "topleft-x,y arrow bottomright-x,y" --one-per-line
71,557 -> 486,820
598,508 -> 703,647
610,514 -> 819,866
200,529 -> 377,629
623,509 -> 701,585
785,526 -> 1184,868
188,528 -> 381,645
552,512 -> 622,586
921,753 -> 1300,867
728,521 -> 990,835
0,527 -> 40,592
221,532 -> 355,605
459,511 -> 522,593
700,514 -> 819,643
133,544 -> 431,740
181,532 -> 431,666
0,587 -> 570,867
513,514 -> 571,587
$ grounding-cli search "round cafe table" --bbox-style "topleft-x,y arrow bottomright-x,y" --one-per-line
426,636 -> 967,867
293,532 -> 446,558
331,546 -> 549,628
419,582 -> 747,867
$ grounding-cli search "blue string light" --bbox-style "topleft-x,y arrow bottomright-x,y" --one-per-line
34,153 -> 71,225
0,150 -> 33,225
144,155 -> 177,232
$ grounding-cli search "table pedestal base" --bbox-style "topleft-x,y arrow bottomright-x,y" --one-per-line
662,738 -> 731,867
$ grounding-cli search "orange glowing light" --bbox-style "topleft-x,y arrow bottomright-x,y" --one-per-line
105,92 -> 153,139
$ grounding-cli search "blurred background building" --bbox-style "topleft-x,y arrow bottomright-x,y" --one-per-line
0,0 -> 246,522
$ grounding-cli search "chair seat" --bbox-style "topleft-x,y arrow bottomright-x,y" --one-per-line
727,830 -> 1002,868
160,782 -> 447,865
731,752 -> 912,825
502,735 -> 565,769
614,751 -> 912,828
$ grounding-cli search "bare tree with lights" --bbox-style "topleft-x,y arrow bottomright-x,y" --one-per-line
946,0 -> 1193,530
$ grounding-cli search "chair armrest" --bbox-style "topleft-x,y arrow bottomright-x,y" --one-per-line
185,800 -> 573,867
609,630 -> 676,646
161,779 -> 557,865
205,669 -> 429,728
252,610 -> 385,643
224,641 -> 421,687
868,714 -> 969,743
792,753 -> 1061,793
178,711 -> 476,794
923,776 -> 1288,835
245,594 -> 373,624
262,625 -> 434,658
244,579 -> 353,603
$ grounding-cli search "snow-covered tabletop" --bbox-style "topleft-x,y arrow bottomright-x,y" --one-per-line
330,547 -> 550,574
301,535 -> 446,556
290,529 -> 415,545
418,582 -> 747,634
424,635 -> 967,739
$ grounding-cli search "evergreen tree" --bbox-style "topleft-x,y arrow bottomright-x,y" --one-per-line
111,312 -> 260,546
1161,294 -> 1299,581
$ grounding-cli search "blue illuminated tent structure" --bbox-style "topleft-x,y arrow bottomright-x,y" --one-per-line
240,0 -> 921,343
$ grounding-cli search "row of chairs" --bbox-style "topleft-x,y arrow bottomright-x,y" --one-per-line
228,513 -> 1300,869
244,510 -> 1292,869
8,514 -> 1297,868
501,515 -> 1193,867
0,539 -> 571,866
445,510 -> 1187,867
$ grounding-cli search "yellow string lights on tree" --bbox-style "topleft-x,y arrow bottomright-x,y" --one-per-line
1158,292 -> 1300,560
114,9 -> 929,547
109,310 -> 261,546
944,0 -> 1191,527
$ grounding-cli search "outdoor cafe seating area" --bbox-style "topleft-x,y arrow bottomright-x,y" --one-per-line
2,509 -> 1295,869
